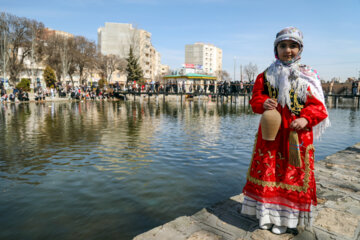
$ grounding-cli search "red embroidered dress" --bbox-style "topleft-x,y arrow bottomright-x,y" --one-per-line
242,72 -> 328,213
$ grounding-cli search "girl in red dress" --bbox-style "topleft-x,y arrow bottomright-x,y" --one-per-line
241,27 -> 330,234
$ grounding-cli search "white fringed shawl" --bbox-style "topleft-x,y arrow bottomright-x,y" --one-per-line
265,60 -> 330,139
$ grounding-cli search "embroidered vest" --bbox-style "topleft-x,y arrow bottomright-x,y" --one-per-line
262,72 -> 305,115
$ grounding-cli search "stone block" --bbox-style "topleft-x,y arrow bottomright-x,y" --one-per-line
312,227 -> 338,240
291,230 -> 316,240
230,194 -> 245,203
186,230 -> 222,240
250,229 -> 293,240
323,196 -> 360,215
192,208 -> 253,239
134,216 -> 202,240
314,207 -> 360,239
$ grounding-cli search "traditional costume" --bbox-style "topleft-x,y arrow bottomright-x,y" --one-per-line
241,27 -> 330,229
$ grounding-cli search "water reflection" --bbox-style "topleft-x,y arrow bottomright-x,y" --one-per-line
0,101 -> 253,185
1,101 -> 356,185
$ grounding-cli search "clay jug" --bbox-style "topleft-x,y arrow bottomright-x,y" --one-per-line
260,109 -> 281,141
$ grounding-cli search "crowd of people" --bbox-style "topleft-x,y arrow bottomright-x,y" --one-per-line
2,77 -> 359,104
1,82 -> 30,103
0,83 -> 128,103
0,79 -> 257,103
36,84 -> 126,101
126,80 -> 255,95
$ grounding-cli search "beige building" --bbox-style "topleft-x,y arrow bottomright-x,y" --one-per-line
185,42 -> 222,76
43,28 -> 74,39
97,22 -> 162,83
160,64 -> 170,76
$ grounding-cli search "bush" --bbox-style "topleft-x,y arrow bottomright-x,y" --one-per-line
43,66 -> 56,88
98,78 -> 107,89
16,78 -> 31,91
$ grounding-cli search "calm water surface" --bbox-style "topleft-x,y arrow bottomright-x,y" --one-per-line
0,100 -> 359,239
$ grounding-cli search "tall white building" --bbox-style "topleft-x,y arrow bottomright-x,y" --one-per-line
185,42 -> 222,75
97,22 -> 162,81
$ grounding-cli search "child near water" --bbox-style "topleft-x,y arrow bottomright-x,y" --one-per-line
241,27 -> 330,234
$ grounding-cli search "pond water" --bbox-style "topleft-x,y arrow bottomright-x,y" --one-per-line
0,100 -> 359,240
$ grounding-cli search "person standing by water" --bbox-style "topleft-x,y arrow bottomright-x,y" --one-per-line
352,80 -> 358,96
241,27 -> 330,234
329,79 -> 334,94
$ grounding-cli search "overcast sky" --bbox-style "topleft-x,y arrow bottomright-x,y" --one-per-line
2,0 -> 360,81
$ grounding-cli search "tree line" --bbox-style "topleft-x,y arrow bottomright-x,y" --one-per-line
0,12 -> 143,89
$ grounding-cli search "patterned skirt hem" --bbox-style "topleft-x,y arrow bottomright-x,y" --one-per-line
241,196 -> 313,228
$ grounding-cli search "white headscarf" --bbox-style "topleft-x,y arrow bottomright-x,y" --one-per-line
266,27 -> 330,139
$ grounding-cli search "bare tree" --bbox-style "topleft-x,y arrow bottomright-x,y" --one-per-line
96,53 -> 126,83
26,19 -> 45,88
60,37 -> 74,85
43,35 -> 61,82
73,36 -> 96,85
244,62 -> 258,82
44,35 -> 74,84
215,70 -> 231,82
53,36 -> 97,87
0,12 -> 44,86
221,70 -> 231,82
0,13 -> 10,84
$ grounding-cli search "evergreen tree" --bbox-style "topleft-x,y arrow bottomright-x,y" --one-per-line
126,47 -> 144,85
43,65 -> 56,88
16,78 -> 31,91
98,78 -> 107,89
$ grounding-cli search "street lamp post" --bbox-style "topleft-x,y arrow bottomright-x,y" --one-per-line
233,56 -> 237,82
240,64 -> 243,82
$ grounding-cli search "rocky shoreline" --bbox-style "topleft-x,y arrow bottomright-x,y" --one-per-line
134,143 -> 360,240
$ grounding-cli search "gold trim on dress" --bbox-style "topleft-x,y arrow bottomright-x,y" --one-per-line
289,89 -> 305,115
246,135 -> 314,193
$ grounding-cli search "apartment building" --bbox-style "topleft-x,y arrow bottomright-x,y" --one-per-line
185,42 -> 222,76
98,22 -> 162,82
160,64 -> 170,76
43,28 -> 74,40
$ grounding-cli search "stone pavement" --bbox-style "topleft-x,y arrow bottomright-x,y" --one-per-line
134,143 -> 360,240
